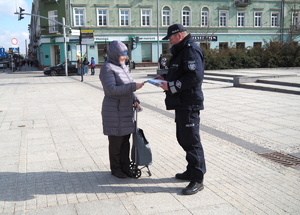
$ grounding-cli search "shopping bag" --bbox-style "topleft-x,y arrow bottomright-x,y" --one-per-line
132,127 -> 152,166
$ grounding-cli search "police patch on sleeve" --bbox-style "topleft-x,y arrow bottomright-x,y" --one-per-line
188,61 -> 196,71
176,80 -> 182,89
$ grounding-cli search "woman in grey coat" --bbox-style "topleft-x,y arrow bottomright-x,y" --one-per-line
99,40 -> 144,178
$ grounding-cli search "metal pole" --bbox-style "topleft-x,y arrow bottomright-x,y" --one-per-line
63,17 -> 68,76
25,39 -> 27,57
80,27 -> 83,82
157,0 -> 160,68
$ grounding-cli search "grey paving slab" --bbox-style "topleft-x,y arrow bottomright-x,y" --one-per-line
129,193 -> 186,214
25,204 -> 77,215
76,198 -> 129,215
189,204 -> 242,215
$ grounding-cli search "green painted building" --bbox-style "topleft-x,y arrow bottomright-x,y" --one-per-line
29,0 -> 300,68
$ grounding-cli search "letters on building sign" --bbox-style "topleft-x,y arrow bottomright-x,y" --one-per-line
192,36 -> 218,41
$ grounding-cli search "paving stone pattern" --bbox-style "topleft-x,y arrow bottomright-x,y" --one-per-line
0,69 -> 299,214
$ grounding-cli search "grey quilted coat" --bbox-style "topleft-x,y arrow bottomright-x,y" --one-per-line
99,41 -> 139,136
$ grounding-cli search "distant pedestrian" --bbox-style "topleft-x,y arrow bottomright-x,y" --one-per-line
103,54 -> 107,62
20,60 -> 23,70
83,57 -> 89,75
76,58 -> 82,75
27,60 -> 30,67
30,60 -> 34,67
90,57 -> 95,75
16,60 -> 20,71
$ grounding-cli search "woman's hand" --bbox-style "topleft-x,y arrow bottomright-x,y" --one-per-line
133,102 -> 143,112
136,83 -> 144,90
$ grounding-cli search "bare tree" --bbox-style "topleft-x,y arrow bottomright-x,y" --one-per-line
196,18 -> 218,49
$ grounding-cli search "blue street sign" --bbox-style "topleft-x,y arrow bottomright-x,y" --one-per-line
0,53 -> 6,57
0,48 -> 5,53
12,48 -> 19,54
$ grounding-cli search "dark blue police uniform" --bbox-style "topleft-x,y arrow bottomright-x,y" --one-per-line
163,34 -> 206,183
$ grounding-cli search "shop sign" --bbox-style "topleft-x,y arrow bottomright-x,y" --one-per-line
192,36 -> 218,41
138,36 -> 164,41
94,36 -> 128,42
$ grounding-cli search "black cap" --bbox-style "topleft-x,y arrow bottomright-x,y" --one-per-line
162,24 -> 187,40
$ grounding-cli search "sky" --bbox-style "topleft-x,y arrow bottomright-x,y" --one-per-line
0,0 -> 31,55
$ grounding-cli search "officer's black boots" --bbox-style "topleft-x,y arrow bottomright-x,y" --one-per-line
175,171 -> 191,180
182,181 -> 204,195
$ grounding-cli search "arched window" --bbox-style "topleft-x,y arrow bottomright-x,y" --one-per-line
162,6 -> 171,26
182,6 -> 190,27
201,7 -> 209,27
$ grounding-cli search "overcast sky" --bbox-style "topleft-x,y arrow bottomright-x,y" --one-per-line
0,0 -> 31,55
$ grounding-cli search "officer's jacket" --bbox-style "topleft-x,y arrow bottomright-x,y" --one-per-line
164,34 -> 204,110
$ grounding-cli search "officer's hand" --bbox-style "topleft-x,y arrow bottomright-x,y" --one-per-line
136,83 -> 144,90
160,81 -> 168,91
154,75 -> 164,80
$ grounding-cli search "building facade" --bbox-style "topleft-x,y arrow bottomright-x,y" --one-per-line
29,0 -> 300,68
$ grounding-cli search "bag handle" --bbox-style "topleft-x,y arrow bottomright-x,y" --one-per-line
134,107 -> 138,132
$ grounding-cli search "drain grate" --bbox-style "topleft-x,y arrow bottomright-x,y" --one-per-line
259,152 -> 300,167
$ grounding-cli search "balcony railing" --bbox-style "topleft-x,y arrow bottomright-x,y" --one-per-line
235,0 -> 252,7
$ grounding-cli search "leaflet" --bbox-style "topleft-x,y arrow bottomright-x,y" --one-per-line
145,79 -> 167,87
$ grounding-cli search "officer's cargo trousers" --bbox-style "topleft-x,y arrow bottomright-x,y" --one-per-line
175,110 -> 206,183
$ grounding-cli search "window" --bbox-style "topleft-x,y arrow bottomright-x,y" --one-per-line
237,12 -> 245,27
253,42 -> 262,48
98,9 -> 107,26
219,42 -> 228,49
48,10 -> 58,33
182,6 -> 190,27
162,43 -> 171,55
293,13 -> 299,30
141,43 -> 152,62
236,42 -> 245,49
293,13 -> 299,25
254,12 -> 262,27
74,8 -> 85,26
201,7 -> 209,27
141,9 -> 151,26
219,11 -> 228,27
97,44 -> 107,63
120,9 -> 130,26
162,6 -> 171,26
271,12 -> 279,27
200,43 -> 210,50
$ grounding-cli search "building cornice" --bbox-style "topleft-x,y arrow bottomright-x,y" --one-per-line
117,4 -> 131,7
94,4 -> 109,7
138,5 -> 153,8
218,7 -> 230,10
71,4 -> 87,7
270,8 -> 281,11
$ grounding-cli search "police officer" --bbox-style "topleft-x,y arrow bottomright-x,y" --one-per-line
156,24 -> 206,195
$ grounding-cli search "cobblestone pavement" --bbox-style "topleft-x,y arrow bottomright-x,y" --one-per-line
0,68 -> 299,214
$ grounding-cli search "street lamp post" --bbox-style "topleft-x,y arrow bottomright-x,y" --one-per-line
62,17 -> 68,76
